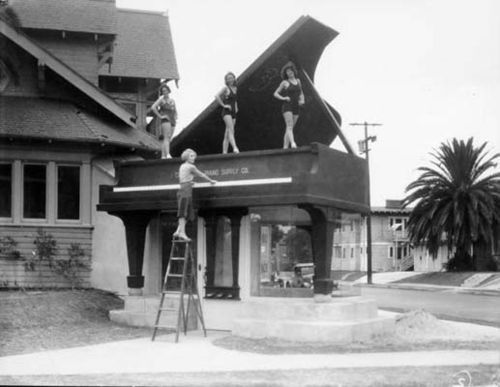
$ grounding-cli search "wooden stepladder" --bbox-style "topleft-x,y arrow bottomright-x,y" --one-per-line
152,238 -> 207,342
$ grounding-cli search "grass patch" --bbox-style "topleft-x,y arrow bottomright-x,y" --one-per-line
0,289 -> 152,357
0,365 -> 498,386
391,272 -> 475,286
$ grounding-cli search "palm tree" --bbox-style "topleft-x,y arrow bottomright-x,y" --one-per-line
404,138 -> 500,271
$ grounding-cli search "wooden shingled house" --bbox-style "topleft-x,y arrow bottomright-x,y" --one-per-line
0,0 -> 178,290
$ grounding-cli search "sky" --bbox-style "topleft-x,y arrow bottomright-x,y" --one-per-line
118,0 -> 500,206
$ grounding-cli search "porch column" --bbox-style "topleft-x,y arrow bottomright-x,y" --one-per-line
111,211 -> 156,294
299,205 -> 338,295
199,210 -> 217,288
228,209 -> 248,290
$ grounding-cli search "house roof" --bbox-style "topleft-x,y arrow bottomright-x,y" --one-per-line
171,15 -> 352,156
99,9 -> 179,80
10,0 -> 117,35
0,96 -> 160,152
0,18 -> 136,126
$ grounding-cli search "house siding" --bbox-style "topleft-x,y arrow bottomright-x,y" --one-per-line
0,225 -> 93,288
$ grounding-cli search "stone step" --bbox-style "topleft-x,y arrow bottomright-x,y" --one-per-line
232,315 -> 394,343
462,273 -> 493,288
124,294 -> 198,314
114,295 -> 199,329
237,296 -> 378,321
110,309 -> 198,330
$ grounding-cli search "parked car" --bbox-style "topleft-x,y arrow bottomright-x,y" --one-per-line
275,263 -> 314,288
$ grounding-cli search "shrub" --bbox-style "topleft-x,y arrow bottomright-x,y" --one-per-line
0,236 -> 22,260
53,243 -> 91,287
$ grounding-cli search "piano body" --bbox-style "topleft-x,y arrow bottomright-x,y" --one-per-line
98,16 -> 368,302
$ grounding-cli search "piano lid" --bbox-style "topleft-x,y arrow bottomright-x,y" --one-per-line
171,16 -> 353,157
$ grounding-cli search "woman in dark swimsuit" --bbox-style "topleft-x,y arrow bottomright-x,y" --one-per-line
152,84 -> 177,158
273,62 -> 305,148
215,72 -> 239,153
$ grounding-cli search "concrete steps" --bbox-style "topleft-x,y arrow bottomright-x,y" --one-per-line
232,296 -> 394,343
232,316 -> 393,343
237,296 -> 377,321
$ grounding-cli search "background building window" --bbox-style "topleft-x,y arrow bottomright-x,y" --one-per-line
23,164 -> 46,219
57,166 -> 80,220
0,163 -> 12,217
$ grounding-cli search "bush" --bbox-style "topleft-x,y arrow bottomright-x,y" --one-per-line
53,243 -> 91,287
0,236 -> 22,260
445,251 -> 474,271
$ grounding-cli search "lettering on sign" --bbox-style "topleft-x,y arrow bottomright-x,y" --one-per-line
173,167 -> 250,179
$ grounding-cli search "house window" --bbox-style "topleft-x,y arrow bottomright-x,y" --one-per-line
389,246 -> 394,258
57,165 -> 80,220
389,217 -> 408,232
342,248 -> 346,259
23,164 -> 46,219
334,246 -> 342,258
0,163 -> 12,217
350,247 -> 354,258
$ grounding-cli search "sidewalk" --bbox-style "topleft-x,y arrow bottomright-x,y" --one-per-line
0,330 -> 499,376
352,282 -> 500,296
346,272 -> 500,296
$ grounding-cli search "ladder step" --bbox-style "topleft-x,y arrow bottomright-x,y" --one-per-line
152,241 -> 205,342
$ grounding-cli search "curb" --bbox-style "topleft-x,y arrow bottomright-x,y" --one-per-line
351,282 -> 500,297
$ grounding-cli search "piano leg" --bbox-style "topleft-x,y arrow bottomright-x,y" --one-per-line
111,211 -> 157,292
299,205 -> 336,295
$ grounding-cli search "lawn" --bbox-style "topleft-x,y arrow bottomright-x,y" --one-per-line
1,365 -> 499,386
391,272 -> 480,286
0,289 -> 152,357
1,290 -> 499,386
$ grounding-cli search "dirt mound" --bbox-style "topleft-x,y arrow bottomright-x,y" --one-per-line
394,309 -> 500,342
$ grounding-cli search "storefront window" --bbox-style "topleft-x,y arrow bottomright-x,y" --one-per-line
213,216 -> 233,287
249,206 -> 313,297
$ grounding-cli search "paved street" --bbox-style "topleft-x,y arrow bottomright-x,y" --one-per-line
361,286 -> 500,326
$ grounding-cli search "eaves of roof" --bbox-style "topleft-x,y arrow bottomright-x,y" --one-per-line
0,18 -> 136,127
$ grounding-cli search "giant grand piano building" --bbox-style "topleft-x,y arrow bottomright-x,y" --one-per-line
98,16 -> 393,336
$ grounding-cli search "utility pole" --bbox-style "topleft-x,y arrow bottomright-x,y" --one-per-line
349,121 -> 381,285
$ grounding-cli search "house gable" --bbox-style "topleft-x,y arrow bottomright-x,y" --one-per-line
0,18 -> 136,127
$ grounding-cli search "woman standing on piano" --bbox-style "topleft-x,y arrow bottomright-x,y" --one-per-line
273,62 -> 305,148
215,72 -> 239,154
151,84 -> 177,159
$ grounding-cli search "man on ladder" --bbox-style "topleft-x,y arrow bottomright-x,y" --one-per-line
152,148 -> 216,342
